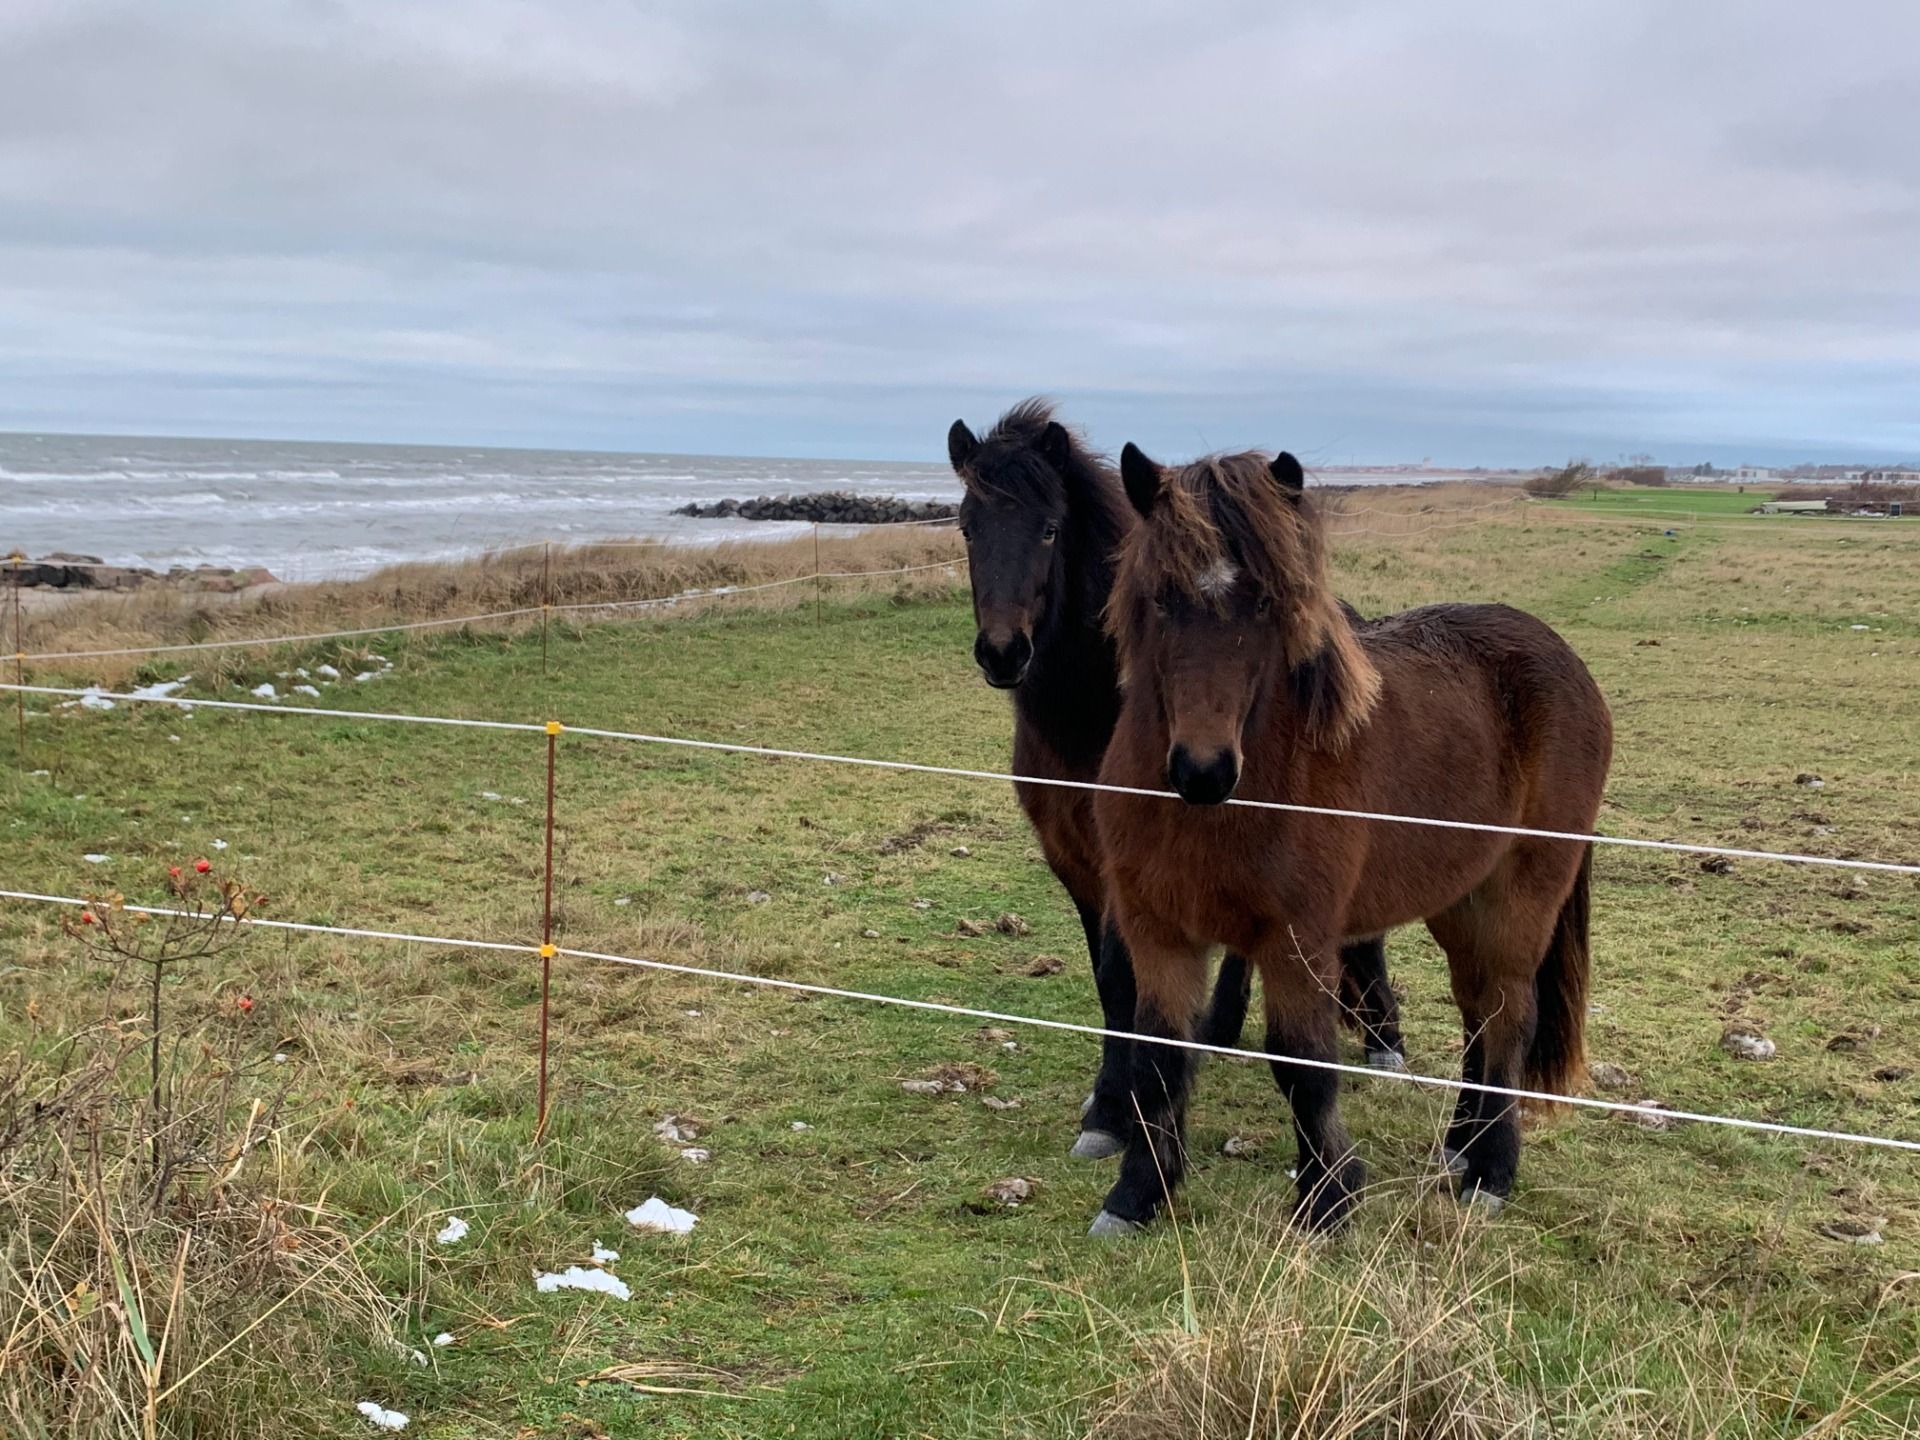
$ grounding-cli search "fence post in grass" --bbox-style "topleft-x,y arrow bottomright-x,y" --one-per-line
541,541 -> 553,678
9,551 -> 23,765
813,522 -> 822,625
534,718 -> 561,1143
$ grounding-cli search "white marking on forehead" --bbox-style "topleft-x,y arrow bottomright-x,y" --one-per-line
1195,559 -> 1239,597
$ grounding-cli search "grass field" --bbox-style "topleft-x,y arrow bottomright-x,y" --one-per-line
3,495 -> 1918,1437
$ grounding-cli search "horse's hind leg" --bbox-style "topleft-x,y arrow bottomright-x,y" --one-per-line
1337,936 -> 1405,1069
1075,905 -> 1135,1160
1090,929 -> 1209,1236
1259,933 -> 1366,1232
1429,865 -> 1564,1210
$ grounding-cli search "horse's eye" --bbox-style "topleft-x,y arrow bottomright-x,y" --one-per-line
1254,594 -> 1274,617
958,525 -> 971,543
1041,522 -> 1059,543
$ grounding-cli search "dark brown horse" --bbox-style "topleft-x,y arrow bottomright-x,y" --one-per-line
947,402 -> 1405,1160
1090,445 -> 1611,1235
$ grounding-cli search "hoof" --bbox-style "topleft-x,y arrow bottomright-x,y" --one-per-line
1440,1146 -> 1469,1177
1070,1128 -> 1126,1160
1460,1185 -> 1506,1216
1366,1049 -> 1408,1072
1088,1209 -> 1144,1238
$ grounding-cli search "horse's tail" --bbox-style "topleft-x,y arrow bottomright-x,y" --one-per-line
1526,845 -> 1592,1095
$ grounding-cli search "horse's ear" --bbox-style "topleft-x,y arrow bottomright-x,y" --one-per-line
947,419 -> 979,473
1269,451 -> 1306,497
1120,443 -> 1163,518
1038,420 -> 1072,473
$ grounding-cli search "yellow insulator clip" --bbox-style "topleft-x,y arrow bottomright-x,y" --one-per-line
538,942 -> 558,959
545,720 -> 564,736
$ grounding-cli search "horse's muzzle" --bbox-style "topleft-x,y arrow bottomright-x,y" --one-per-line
1167,744 -> 1240,805
974,630 -> 1033,689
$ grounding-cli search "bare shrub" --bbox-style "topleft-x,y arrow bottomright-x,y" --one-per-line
1524,461 -> 1598,499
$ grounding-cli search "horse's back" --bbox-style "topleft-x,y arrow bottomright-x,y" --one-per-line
1364,602 -> 1612,808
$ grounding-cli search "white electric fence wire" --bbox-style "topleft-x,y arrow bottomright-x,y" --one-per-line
2,886 -> 1914,1156
5,682 -> 1917,878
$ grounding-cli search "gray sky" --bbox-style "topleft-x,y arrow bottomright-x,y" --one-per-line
2,1 -> 1915,464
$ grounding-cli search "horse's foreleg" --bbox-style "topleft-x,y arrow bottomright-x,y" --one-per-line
1261,935 -> 1366,1232
1074,907 -> 1136,1160
1090,929 -> 1208,1236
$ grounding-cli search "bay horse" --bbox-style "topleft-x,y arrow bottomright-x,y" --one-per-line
1089,444 -> 1611,1235
946,401 -> 1406,1160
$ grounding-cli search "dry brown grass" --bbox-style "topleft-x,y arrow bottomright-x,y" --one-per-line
1088,1186 -> 1920,1439
15,526 -> 968,685
0,1012 -> 403,1439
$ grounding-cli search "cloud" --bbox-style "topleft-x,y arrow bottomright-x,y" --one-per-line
0,0 -> 1915,462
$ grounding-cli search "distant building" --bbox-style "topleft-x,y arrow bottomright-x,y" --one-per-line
1734,465 -> 1774,481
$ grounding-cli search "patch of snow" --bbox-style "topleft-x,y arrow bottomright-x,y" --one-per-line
625,1196 -> 697,1235
678,1147 -> 711,1164
77,688 -> 116,710
293,685 -> 322,698
432,1332 -> 455,1347
790,1120 -> 812,1131
591,1242 -> 620,1264
294,667 -> 310,679
315,664 -> 341,680
251,683 -> 277,700
534,1265 -> 632,1301
273,1052 -> 289,1064
210,838 -> 228,850
83,853 -> 110,864
127,676 -> 192,704
356,1401 -> 409,1431
614,896 -> 632,906
353,671 -> 380,683
434,1216 -> 470,1246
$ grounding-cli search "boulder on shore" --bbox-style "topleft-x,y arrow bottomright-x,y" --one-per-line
7,553 -> 280,593
673,492 -> 957,525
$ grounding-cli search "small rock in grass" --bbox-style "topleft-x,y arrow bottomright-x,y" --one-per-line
983,1176 -> 1035,1208
955,918 -> 988,937
950,845 -> 971,857
1630,1101 -> 1676,1131
790,1120 -> 813,1131
83,853 -> 110,864
1698,855 -> 1735,876
624,1196 -> 697,1234
534,1266 -> 632,1301
654,1114 -> 702,1145
994,912 -> 1031,937
1795,773 -> 1824,788
822,872 -> 845,886
679,1147 -> 711,1164
745,889 -> 772,905
980,1095 -> 1023,1112
1720,1027 -> 1776,1061
1222,1135 -> 1260,1158
861,928 -> 881,939
432,1332 -> 455,1347
1024,955 -> 1065,977
976,1026 -> 1013,1044
1871,1065 -> 1912,1083
911,898 -> 933,911
1818,1218 -> 1886,1246
614,896 -> 632,907
1587,1060 -> 1633,1091
899,1079 -> 946,1096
